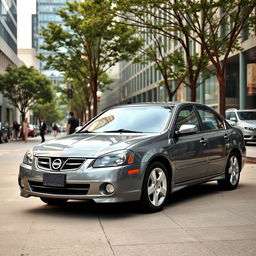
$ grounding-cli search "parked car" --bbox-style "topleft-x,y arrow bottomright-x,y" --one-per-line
19,102 -> 246,212
0,122 -> 8,143
226,108 -> 256,143
28,124 -> 38,137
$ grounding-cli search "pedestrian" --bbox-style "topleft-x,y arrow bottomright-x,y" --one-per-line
22,118 -> 29,142
52,123 -> 58,137
12,121 -> 20,141
39,118 -> 47,143
66,111 -> 79,135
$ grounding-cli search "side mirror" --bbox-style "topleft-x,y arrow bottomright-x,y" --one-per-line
75,126 -> 83,133
176,124 -> 198,135
230,117 -> 237,122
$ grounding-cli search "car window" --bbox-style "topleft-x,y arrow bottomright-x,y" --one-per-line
197,106 -> 224,131
175,106 -> 200,132
229,112 -> 237,119
237,111 -> 256,120
83,106 -> 173,133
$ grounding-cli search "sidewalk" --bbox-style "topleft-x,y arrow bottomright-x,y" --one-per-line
245,142 -> 256,164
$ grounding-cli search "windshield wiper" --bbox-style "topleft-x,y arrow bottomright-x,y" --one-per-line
78,130 -> 95,133
103,129 -> 141,133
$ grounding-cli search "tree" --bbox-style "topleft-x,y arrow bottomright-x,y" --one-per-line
115,0 -> 211,102
39,0 -> 142,117
182,0 -> 256,116
0,65 -> 53,121
32,101 -> 65,125
115,0 -> 256,116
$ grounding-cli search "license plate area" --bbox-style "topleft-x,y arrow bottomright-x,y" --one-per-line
43,173 -> 66,187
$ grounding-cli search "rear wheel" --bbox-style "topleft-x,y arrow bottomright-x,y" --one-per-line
218,152 -> 240,190
140,162 -> 169,213
40,197 -> 67,205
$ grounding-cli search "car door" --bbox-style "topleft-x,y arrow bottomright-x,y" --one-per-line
170,105 -> 209,184
196,106 -> 228,176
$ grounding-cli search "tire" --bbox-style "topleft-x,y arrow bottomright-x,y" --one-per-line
140,162 -> 169,213
4,136 -> 8,143
0,134 -> 3,144
218,152 -> 240,190
40,197 -> 67,205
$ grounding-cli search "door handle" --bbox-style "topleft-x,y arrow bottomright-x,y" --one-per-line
224,134 -> 229,140
200,137 -> 207,145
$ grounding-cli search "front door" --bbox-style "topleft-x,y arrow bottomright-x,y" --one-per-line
171,106 -> 208,184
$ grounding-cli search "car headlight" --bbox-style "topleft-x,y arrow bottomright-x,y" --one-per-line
243,126 -> 254,131
23,149 -> 34,165
93,150 -> 134,168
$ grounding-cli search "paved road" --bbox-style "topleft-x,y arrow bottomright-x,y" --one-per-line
0,136 -> 256,256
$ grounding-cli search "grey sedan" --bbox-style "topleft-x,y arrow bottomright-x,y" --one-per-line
19,102 -> 246,212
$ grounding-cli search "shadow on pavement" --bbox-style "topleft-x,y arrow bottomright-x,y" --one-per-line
22,182 -> 239,218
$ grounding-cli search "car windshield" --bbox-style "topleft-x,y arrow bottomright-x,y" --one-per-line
80,106 -> 172,133
237,111 -> 256,120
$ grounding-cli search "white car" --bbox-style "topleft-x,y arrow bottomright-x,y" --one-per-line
226,108 -> 256,143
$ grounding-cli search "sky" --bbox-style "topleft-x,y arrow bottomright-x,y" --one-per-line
17,0 -> 36,49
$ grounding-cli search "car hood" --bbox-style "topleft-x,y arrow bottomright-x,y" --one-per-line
239,120 -> 256,128
33,133 -> 157,158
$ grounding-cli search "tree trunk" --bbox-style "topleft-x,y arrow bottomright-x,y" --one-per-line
21,111 -> 26,122
90,76 -> 98,117
166,80 -> 174,101
218,75 -> 226,117
189,79 -> 197,102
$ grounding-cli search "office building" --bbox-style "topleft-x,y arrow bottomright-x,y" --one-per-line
100,18 -> 256,112
0,0 -> 22,123
33,0 -> 67,84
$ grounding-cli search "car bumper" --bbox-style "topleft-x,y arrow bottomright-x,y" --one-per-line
241,129 -> 256,141
18,161 -> 144,203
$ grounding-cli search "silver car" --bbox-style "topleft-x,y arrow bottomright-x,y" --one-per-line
19,103 -> 246,212
226,108 -> 256,143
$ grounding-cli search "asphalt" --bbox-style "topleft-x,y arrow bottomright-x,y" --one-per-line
0,134 -> 255,256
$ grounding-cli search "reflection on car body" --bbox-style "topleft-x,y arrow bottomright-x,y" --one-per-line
19,102 -> 246,212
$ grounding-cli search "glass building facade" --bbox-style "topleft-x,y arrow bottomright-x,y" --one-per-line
33,0 -> 67,83
0,0 -> 20,123
101,14 -> 256,112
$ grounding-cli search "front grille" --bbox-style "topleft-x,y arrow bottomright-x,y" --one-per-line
37,157 -> 85,171
29,181 -> 90,195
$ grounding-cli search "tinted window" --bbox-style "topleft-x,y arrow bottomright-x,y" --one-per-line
197,107 -> 224,131
82,106 -> 172,133
175,106 -> 200,131
237,111 -> 256,120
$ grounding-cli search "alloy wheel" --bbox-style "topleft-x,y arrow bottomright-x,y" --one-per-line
229,155 -> 240,185
147,167 -> 167,207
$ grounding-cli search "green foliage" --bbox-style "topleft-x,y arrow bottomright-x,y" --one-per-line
0,65 -> 53,120
32,101 -> 65,125
39,0 -> 142,116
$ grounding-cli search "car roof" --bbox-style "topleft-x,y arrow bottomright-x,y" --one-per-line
109,102 -> 207,109
226,108 -> 256,112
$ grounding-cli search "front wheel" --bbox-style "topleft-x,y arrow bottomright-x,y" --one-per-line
140,162 -> 169,213
40,197 -> 67,205
218,152 -> 240,190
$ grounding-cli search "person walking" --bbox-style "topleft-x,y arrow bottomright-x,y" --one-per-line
39,118 -> 47,143
52,123 -> 58,137
66,111 -> 79,135
12,121 -> 20,141
22,118 -> 29,142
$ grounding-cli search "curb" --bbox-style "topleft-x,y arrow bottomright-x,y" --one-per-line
245,156 -> 256,164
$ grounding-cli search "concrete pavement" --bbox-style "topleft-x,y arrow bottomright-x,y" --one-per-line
0,135 -> 256,256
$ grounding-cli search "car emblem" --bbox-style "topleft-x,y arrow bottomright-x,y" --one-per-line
52,159 -> 62,170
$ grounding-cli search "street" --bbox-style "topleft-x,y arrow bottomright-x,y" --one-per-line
0,136 -> 256,256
